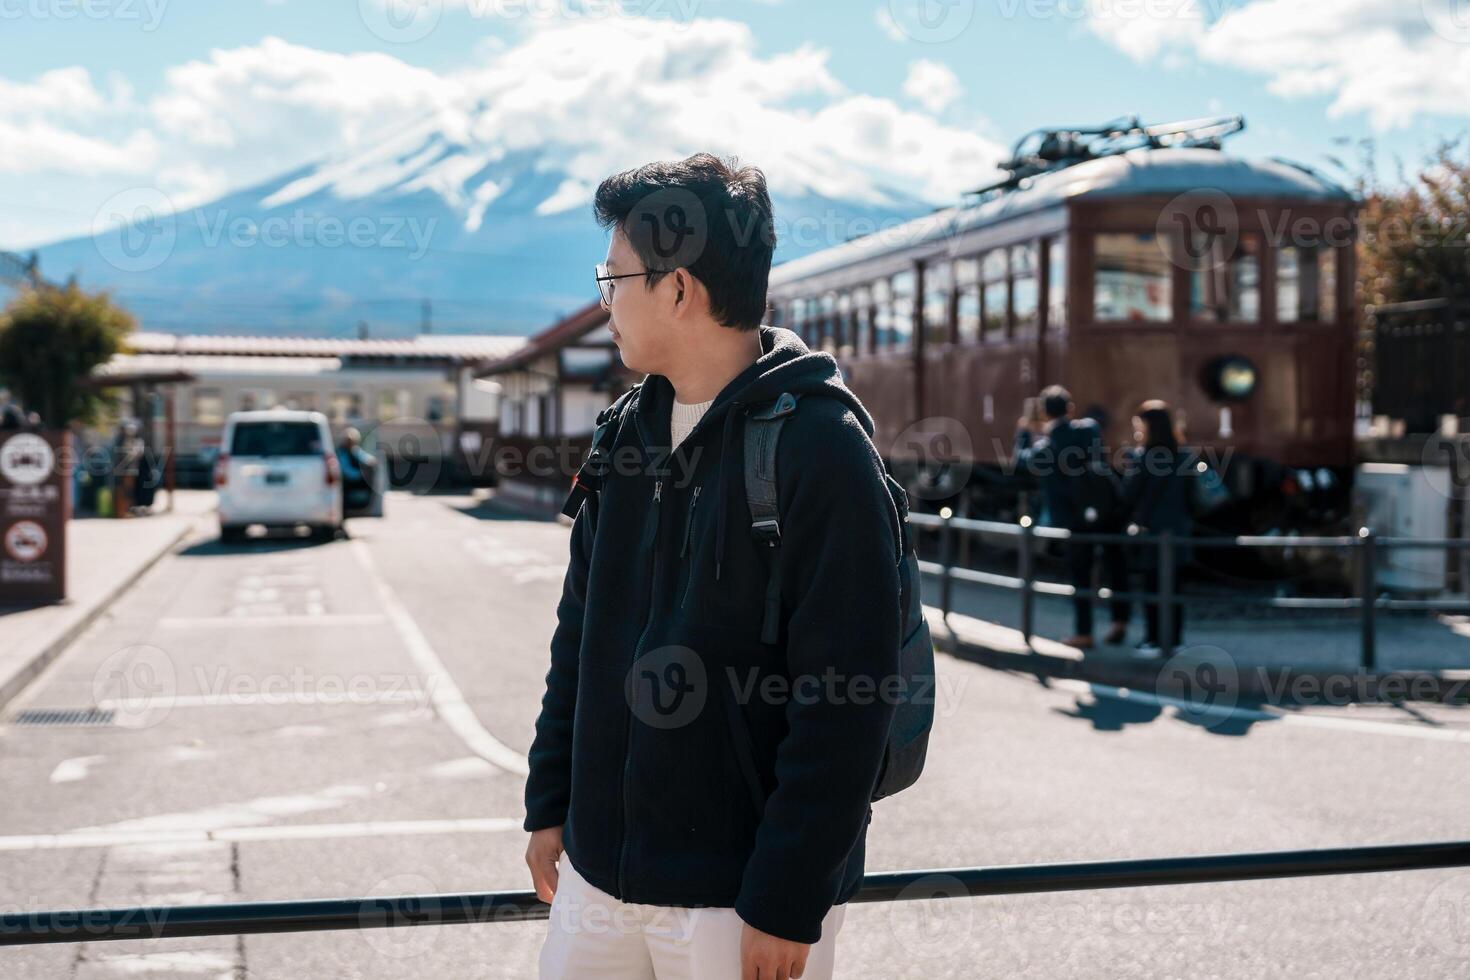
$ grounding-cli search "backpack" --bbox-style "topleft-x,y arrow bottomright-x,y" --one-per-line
560,384 -> 934,804
742,392 -> 933,803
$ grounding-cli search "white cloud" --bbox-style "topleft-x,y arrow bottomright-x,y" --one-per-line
1087,0 -> 1470,130
3,16 -> 1006,244
874,4 -> 908,42
901,59 -> 962,113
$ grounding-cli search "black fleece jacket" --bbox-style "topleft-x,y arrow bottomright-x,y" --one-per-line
523,325 -> 902,944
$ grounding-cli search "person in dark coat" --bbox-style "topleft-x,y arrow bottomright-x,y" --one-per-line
1015,385 -> 1129,648
1120,399 -> 1195,656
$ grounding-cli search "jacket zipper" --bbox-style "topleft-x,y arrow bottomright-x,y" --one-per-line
618,478 -> 661,898
679,486 -> 701,606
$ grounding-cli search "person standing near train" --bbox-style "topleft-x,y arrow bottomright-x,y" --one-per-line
1120,400 -> 1195,656
1015,385 -> 1130,649
523,153 -> 905,980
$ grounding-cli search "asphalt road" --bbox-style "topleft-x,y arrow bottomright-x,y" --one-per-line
1,491 -> 1468,979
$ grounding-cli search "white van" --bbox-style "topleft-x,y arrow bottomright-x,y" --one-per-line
215,410 -> 342,542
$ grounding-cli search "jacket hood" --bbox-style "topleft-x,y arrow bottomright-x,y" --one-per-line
628,324 -> 874,581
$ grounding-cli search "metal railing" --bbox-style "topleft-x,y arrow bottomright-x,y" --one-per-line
909,512 -> 1470,670
4,841 -> 1469,946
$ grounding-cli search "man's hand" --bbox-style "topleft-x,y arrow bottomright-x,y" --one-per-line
525,826 -> 564,903
741,922 -> 811,980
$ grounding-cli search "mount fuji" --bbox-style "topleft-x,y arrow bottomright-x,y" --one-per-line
32,117 -> 936,338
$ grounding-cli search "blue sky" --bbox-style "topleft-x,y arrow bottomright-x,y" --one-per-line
4,0 -> 1468,249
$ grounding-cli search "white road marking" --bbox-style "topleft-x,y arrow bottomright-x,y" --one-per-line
158,614 -> 386,628
95,689 -> 425,710
0,817 -> 521,851
49,755 -> 105,784
1049,678 -> 1470,743
350,538 -> 530,776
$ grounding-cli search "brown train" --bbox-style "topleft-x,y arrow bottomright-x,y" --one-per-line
766,116 -> 1358,532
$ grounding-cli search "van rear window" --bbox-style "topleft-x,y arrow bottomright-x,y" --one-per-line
231,421 -> 323,457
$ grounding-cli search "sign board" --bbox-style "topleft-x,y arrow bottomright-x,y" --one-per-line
0,430 -> 68,603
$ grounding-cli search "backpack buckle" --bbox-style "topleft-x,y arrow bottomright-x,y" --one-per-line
750,518 -> 781,545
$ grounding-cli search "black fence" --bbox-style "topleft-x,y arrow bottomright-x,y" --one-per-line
4,841 -> 1469,947
909,512 -> 1470,670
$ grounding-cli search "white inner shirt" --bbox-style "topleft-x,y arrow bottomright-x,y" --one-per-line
670,396 -> 715,451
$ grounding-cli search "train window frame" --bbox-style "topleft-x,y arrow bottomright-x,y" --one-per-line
330,391 -> 363,424
192,388 -> 224,426
956,256 -> 981,345
889,271 -> 916,351
1276,243 -> 1340,325
1091,231 -> 1176,325
980,248 -> 1009,342
852,286 -> 874,355
1187,232 -> 1264,326
922,259 -> 954,348
1011,242 -> 1040,339
819,292 -> 838,353
1045,235 -> 1068,336
835,291 -> 854,356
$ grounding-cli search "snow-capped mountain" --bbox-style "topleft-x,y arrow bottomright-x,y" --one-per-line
33,115 -> 935,337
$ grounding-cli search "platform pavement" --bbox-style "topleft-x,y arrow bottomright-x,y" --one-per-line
925,571 -> 1470,704
0,490 -> 216,711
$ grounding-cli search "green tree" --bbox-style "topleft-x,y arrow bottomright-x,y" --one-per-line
0,283 -> 135,427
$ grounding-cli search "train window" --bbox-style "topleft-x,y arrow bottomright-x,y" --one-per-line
1277,245 -> 1337,323
956,257 -> 981,344
854,288 -> 872,355
1093,232 -> 1172,322
283,391 -> 317,412
890,271 -> 915,350
1012,243 -> 1039,338
330,391 -> 362,423
1047,236 -> 1068,331
819,293 -> 838,352
835,293 -> 854,355
238,389 -> 275,412
923,260 -> 953,347
981,250 -> 1008,341
1190,234 -> 1261,323
378,389 -> 410,422
192,389 -> 224,426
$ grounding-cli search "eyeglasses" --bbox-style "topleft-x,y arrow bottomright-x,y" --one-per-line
594,262 -> 654,310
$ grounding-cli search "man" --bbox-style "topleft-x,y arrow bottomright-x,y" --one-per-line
1015,385 -> 1128,648
524,154 -> 902,980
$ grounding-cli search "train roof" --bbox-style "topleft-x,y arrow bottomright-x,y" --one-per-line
770,147 -> 1353,288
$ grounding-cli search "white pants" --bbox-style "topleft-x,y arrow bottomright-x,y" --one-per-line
538,852 -> 847,979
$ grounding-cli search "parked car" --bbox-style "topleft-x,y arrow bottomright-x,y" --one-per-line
215,410 -> 342,542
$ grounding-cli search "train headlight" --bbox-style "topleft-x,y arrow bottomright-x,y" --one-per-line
1202,355 -> 1257,402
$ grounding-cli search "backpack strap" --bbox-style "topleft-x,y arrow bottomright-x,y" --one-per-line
559,382 -> 642,520
743,391 -> 800,644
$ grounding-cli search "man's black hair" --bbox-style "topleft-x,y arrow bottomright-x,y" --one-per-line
593,152 -> 775,331
1040,385 -> 1072,420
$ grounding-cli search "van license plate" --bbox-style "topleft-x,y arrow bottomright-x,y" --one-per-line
265,472 -> 289,485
